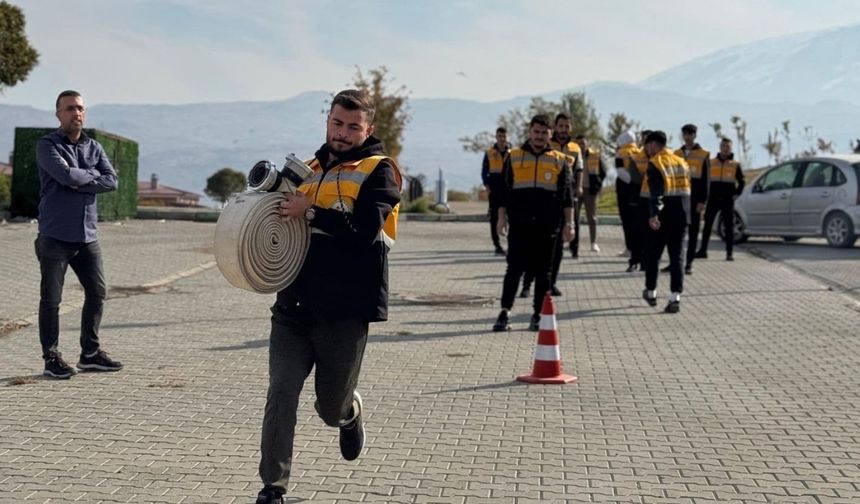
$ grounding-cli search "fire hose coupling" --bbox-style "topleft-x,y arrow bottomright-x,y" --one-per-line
247,153 -> 314,193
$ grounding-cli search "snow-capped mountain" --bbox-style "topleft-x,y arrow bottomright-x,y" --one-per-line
640,23 -> 860,105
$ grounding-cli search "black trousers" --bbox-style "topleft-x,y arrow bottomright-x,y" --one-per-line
488,192 -> 502,249
645,210 -> 688,294
501,223 -> 556,314
260,305 -> 368,494
700,197 -> 735,256
34,235 -> 106,359
617,186 -> 637,256
686,203 -> 704,266
630,199 -> 650,268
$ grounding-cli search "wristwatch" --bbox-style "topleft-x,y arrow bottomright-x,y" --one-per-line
304,207 -> 316,222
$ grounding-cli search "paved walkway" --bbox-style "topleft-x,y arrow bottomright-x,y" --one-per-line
1,220 -> 859,503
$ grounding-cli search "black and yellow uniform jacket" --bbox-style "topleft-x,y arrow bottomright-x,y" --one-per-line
675,143 -> 710,205
498,141 -> 573,231
647,148 -> 692,219
709,153 -> 746,200
275,136 -> 402,322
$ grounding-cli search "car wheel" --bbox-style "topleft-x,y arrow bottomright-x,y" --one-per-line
782,236 -> 801,242
823,211 -> 857,248
718,211 -> 748,244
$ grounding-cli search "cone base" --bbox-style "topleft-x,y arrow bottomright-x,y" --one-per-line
516,373 -> 577,384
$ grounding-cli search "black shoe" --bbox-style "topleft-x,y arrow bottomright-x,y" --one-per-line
43,351 -> 75,379
660,265 -> 671,273
493,310 -> 511,332
519,287 -> 530,298
665,301 -> 680,314
694,250 -> 708,259
255,487 -> 284,504
726,255 -> 734,261
685,265 -> 693,275
550,286 -> 562,297
76,350 -> 123,372
570,250 -> 579,259
528,313 -> 540,331
494,246 -> 506,256
642,289 -> 657,307
625,263 -> 638,273
340,391 -> 364,461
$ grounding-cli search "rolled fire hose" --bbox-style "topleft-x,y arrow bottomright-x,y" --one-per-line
214,155 -> 313,294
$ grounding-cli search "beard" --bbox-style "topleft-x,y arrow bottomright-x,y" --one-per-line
327,135 -> 358,154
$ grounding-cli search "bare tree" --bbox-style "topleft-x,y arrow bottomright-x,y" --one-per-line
730,116 -> 753,167
708,122 -> 724,143
762,129 -> 782,165
781,120 -> 792,158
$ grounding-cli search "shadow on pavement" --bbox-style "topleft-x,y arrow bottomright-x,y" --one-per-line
420,380 -> 527,395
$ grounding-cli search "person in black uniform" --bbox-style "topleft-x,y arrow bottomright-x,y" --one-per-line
481,127 -> 511,255
697,137 -> 745,261
641,131 -> 692,314
669,124 -> 709,275
493,115 -> 574,332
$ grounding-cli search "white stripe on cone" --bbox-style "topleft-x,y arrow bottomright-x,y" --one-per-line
534,344 -> 561,361
539,314 -> 557,331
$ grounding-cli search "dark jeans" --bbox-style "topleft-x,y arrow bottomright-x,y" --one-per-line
259,304 -> 368,494
617,188 -> 637,255
500,223 -> 555,314
686,203 -> 704,266
488,194 -> 502,249
701,197 -> 735,256
34,235 -> 106,358
630,200 -> 650,268
645,211 -> 688,294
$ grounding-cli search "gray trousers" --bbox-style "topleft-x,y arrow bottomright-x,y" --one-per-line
259,304 -> 368,494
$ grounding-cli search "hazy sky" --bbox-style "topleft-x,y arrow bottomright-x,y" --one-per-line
4,0 -> 860,108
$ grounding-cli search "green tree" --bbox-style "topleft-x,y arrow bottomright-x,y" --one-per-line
604,112 -> 639,153
0,1 -> 39,93
459,90 -> 603,152
0,173 -> 11,210
205,167 -> 246,206
351,65 -> 410,161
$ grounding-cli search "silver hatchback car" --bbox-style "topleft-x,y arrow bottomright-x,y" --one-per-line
721,155 -> 860,248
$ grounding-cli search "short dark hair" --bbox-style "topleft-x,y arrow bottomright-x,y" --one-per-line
645,130 -> 668,146
720,136 -> 733,143
641,129 -> 653,138
330,89 -> 375,123
496,126 -> 507,134
554,113 -> 570,125
530,114 -> 551,129
55,90 -> 82,111
681,123 -> 697,134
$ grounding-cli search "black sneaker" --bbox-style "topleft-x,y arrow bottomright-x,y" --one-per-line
694,250 -> 708,259
519,287 -> 530,299
494,246 -> 506,256
570,249 -> 579,259
685,265 -> 693,275
642,289 -> 657,307
726,255 -> 734,261
528,313 -> 540,331
493,310 -> 511,332
77,350 -> 123,372
44,351 -> 75,379
625,263 -> 638,273
665,301 -> 680,314
255,487 -> 284,504
550,286 -> 562,297
340,391 -> 364,461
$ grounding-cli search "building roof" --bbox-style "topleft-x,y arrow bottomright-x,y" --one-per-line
137,181 -> 202,199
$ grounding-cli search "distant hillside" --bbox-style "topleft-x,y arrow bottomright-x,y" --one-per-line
2,84 -> 859,205
640,23 -> 860,106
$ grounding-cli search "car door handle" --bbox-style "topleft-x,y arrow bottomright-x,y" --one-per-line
780,193 -> 789,199
820,192 -> 831,198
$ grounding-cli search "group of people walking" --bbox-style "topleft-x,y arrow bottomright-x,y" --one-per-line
482,118 -> 745,329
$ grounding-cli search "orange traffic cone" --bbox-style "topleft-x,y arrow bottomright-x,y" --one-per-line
516,293 -> 577,384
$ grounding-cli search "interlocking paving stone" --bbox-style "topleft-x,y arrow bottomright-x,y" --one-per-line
0,220 -> 858,503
